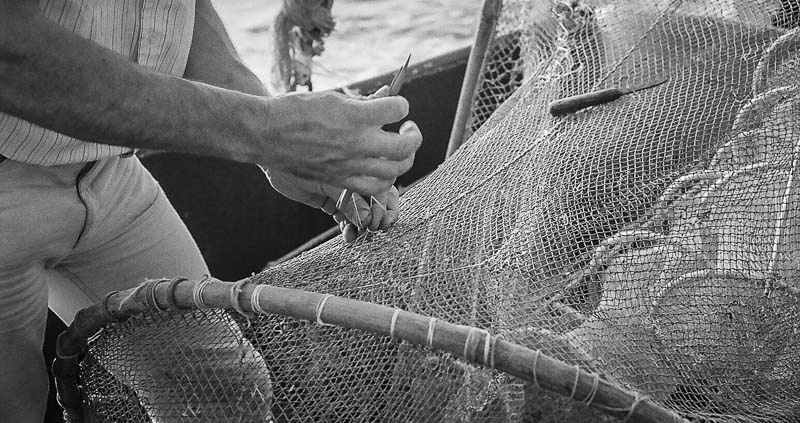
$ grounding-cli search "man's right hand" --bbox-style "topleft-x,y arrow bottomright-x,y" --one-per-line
256,91 -> 422,197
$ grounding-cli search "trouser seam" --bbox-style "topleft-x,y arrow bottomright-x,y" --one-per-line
53,265 -> 101,305
72,162 -> 97,249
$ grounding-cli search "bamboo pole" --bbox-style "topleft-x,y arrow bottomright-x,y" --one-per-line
55,277 -> 687,423
446,0 -> 503,158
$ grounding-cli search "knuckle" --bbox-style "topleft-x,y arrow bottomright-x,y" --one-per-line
353,181 -> 373,196
362,181 -> 387,197
380,164 -> 397,179
343,136 -> 361,153
393,141 -> 412,160
320,90 -> 346,103
363,185 -> 381,197
363,97 -> 408,123
379,180 -> 394,193
399,155 -> 416,173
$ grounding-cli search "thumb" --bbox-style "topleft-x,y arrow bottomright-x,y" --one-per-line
351,95 -> 409,125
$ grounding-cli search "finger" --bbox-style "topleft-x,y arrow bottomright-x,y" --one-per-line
333,190 -> 371,228
350,193 -> 370,230
382,210 -> 399,231
340,155 -> 415,183
338,220 -> 352,243
342,222 -> 359,243
399,119 -> 420,135
380,186 -> 400,230
349,95 -> 409,125
320,196 -> 339,216
357,121 -> 422,162
332,211 -> 347,224
298,191 -> 329,210
323,191 -> 357,227
338,175 -> 394,198
335,188 -> 351,210
368,195 -> 387,231
373,121 -> 423,158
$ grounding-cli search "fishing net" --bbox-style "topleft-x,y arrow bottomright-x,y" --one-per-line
64,0 -> 800,421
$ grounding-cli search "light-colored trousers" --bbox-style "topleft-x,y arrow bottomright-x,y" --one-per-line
0,155 -> 271,422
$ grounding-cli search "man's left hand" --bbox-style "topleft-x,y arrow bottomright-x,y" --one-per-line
263,167 -> 399,242
333,185 -> 400,242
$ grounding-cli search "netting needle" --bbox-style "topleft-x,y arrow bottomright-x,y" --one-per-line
549,78 -> 669,116
366,53 -> 412,213
389,53 -> 412,96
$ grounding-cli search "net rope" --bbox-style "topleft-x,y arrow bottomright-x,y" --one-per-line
77,1 -> 800,421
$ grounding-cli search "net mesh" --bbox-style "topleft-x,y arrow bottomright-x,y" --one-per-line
78,1 -> 800,421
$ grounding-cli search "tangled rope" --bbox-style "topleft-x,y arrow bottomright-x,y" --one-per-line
272,0 -> 336,92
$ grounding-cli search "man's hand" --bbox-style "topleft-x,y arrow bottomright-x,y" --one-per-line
261,84 -> 410,242
264,166 -> 368,227
265,167 -> 400,243
259,91 -> 422,197
334,187 -> 400,242
0,0 -> 417,242
188,0 -> 417,242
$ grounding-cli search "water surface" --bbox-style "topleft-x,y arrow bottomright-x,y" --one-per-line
214,0 -> 482,91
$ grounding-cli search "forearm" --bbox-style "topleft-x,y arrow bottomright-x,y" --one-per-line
184,0 -> 269,98
0,1 -> 265,163
0,1 -> 421,196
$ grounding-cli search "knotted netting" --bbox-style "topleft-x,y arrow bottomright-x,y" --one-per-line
63,0 -> 800,421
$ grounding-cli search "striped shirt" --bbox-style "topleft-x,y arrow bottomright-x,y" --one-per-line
0,0 -> 195,165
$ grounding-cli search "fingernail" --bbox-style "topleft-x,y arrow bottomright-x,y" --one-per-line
399,120 -> 416,133
343,224 -> 356,243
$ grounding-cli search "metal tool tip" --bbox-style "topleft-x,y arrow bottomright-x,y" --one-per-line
389,53 -> 412,96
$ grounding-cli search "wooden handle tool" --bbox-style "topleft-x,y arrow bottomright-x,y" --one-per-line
549,78 -> 669,117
